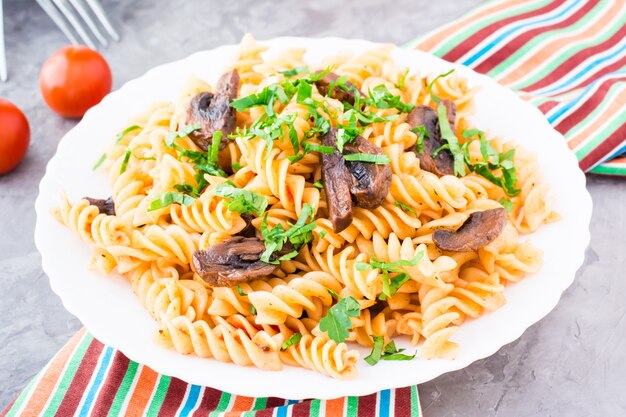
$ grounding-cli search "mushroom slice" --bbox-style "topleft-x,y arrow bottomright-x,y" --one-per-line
84,196 -> 115,216
433,208 -> 507,252
237,213 -> 257,238
192,236 -> 277,287
321,128 -> 353,233
185,69 -> 240,151
407,105 -> 454,176
314,72 -> 361,105
344,136 -> 391,209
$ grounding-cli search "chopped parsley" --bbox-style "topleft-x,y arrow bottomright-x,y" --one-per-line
436,103 -> 466,176
343,153 -> 390,165
319,295 -> 360,343
280,66 -> 310,77
356,250 -> 424,300
366,85 -> 415,113
394,69 -> 410,90
281,332 -> 303,350
213,183 -> 268,216
365,336 -> 417,365
312,180 -> 324,189
93,125 -> 142,171
231,162 -> 243,172
119,149 -> 132,174
427,69 -> 455,103
166,124 -> 201,147
411,125 -> 429,155
335,109 -> 362,152
461,129 -> 521,197
260,203 -> 316,263
236,285 -> 248,297
394,201 -> 417,215
499,197 -> 514,212
148,192 -> 196,211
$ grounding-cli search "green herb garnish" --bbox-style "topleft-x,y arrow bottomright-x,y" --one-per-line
436,103 -> 465,176
427,69 -> 455,103
213,183 -> 268,216
395,201 -> 417,215
365,337 -> 417,365
313,180 -> 324,189
148,192 -> 196,211
395,69 -> 410,90
499,197 -> 513,212
281,332 -> 303,350
119,149 -> 132,174
356,250 -> 424,300
411,125 -> 429,155
166,124 -> 201,147
93,125 -> 142,171
280,66 -> 310,77
319,295 -> 360,343
343,153 -> 390,165
236,285 -> 248,297
366,85 -> 415,113
260,203 -> 316,263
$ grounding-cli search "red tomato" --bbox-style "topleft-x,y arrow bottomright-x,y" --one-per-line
0,99 -> 30,174
39,46 -> 112,118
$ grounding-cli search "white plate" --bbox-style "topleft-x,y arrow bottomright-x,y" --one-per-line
35,37 -> 592,399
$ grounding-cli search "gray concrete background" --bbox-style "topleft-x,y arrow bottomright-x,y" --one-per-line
1,0 -> 624,415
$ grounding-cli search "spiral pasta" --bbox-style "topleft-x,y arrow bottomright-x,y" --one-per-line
53,35 -> 556,377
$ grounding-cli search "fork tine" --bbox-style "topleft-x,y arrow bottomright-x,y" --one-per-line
68,0 -> 108,47
84,0 -> 120,42
36,0 -> 81,46
0,0 -> 7,82
51,0 -> 97,49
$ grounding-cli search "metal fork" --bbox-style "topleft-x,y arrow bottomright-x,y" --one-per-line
1,0 -> 7,82
0,0 -> 119,82
37,0 -> 120,50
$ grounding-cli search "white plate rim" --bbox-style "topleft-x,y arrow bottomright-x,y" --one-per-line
34,36 -> 592,399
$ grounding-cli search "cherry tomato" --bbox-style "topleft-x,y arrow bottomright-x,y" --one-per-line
0,99 -> 30,174
39,46 -> 112,118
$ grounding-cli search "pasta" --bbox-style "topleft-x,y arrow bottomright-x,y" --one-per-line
54,35 -> 558,379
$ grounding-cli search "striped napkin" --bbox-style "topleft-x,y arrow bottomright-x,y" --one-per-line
0,329 -> 422,417
408,0 -> 626,175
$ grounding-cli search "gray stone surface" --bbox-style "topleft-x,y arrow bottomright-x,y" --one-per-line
0,0 -> 624,415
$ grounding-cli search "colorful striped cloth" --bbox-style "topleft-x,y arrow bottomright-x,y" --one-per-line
408,0 -> 626,175
0,329 -> 422,417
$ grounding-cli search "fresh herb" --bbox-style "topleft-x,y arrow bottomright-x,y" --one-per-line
499,197 -> 513,212
230,83 -> 292,116
427,69 -> 455,103
436,103 -> 465,176
461,129 -> 521,197
236,285 -> 248,297
343,153 -> 390,165
366,84 -> 415,113
148,192 -> 196,211
395,201 -> 417,215
281,332 -> 303,350
313,180 -> 324,189
302,141 -> 334,155
319,229 -> 327,238
280,66 -> 310,77
115,125 -> 142,143
166,124 -> 201,147
352,110 -> 398,125
92,153 -> 107,171
364,335 -> 385,365
214,183 -> 268,216
93,125 -> 142,171
232,162 -> 243,172
356,250 -> 424,300
395,69 -> 410,90
411,125 -> 429,155
260,203 -> 316,263
319,295 -> 361,343
250,305 -> 257,315
119,149 -> 132,174
335,109 -> 362,152
365,336 -> 417,365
